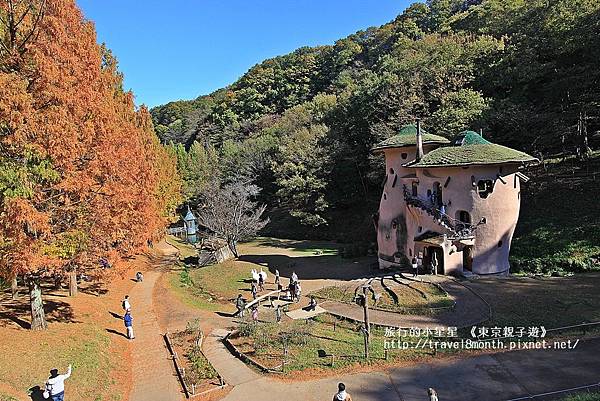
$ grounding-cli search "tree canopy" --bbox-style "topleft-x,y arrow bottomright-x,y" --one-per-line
0,0 -> 182,328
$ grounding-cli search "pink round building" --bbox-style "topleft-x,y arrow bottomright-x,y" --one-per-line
373,124 -> 537,275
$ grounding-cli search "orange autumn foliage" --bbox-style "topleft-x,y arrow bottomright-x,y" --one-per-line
0,0 -> 182,280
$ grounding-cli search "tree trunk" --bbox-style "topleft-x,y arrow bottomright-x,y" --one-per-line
69,267 -> 78,297
11,275 -> 18,300
228,239 -> 239,259
27,275 -> 47,330
54,273 -> 62,290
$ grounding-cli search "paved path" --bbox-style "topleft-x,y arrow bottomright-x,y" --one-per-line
129,245 -> 182,401
321,275 -> 490,329
218,338 -> 600,401
203,328 -> 261,386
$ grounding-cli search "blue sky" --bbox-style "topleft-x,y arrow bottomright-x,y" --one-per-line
77,1 -> 411,108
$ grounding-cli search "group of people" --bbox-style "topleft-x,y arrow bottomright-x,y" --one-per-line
279,270 -> 302,303
411,252 -> 439,277
234,268 -> 314,323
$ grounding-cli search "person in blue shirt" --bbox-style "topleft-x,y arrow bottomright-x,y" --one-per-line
124,310 -> 134,339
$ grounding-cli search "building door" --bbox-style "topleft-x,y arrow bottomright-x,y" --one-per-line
463,246 -> 473,272
432,247 -> 444,274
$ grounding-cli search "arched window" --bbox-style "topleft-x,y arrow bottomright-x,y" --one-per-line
412,182 -> 418,197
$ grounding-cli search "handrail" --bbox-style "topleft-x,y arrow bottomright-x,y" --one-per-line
244,289 -> 282,310
402,185 -> 479,239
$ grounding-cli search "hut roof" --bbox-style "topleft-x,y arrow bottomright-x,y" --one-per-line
372,124 -> 450,151
408,131 -> 537,168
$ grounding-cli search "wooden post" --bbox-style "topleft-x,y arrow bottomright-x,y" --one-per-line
362,286 -> 370,359
69,266 -> 78,297
385,349 -> 389,360
191,383 -> 195,395
11,275 -> 18,300
331,354 -> 335,367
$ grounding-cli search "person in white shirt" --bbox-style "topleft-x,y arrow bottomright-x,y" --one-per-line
291,271 -> 298,284
122,295 -> 131,312
45,364 -> 72,401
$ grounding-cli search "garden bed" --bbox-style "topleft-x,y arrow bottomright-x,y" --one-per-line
168,322 -> 224,397
226,314 -> 459,374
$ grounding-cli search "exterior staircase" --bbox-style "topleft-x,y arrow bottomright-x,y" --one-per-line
402,185 -> 476,240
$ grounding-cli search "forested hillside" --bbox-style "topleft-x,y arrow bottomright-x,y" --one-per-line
152,0 -> 599,272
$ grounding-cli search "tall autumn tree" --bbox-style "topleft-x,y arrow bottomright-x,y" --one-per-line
0,0 -> 181,329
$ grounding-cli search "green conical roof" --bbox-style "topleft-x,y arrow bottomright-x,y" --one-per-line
409,131 -> 537,168
373,124 -> 450,151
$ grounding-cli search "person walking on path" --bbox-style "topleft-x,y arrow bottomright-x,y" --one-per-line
124,310 -> 135,339
333,383 -> 352,401
235,294 -> 246,317
275,269 -> 280,285
275,305 -> 282,323
135,271 -> 144,282
411,257 -> 418,278
306,296 -> 317,311
295,281 -> 302,302
44,364 -> 72,401
251,282 -> 258,300
122,295 -> 131,311
258,272 -> 265,292
291,271 -> 298,284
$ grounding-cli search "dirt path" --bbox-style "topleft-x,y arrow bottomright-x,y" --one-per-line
128,242 -> 183,401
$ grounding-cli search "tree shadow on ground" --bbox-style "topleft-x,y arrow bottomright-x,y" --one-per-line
0,295 -> 77,329
238,253 -> 376,281
79,281 -> 109,296
144,252 -> 180,272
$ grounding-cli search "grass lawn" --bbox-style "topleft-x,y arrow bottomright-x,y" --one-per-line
165,237 -> 372,313
165,235 -> 199,259
229,314 -> 459,374
0,322 -> 118,401
312,280 -> 453,314
463,273 -> 600,328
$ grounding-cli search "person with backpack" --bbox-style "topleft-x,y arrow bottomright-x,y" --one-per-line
333,383 -> 352,401
124,310 -> 134,339
44,365 -> 72,401
235,294 -> 246,317
411,257 -> 419,278
122,295 -> 131,312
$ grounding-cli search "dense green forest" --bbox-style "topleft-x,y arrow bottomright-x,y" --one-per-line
152,0 -> 599,273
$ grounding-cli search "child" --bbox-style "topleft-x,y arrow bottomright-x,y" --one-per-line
251,306 -> 258,322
